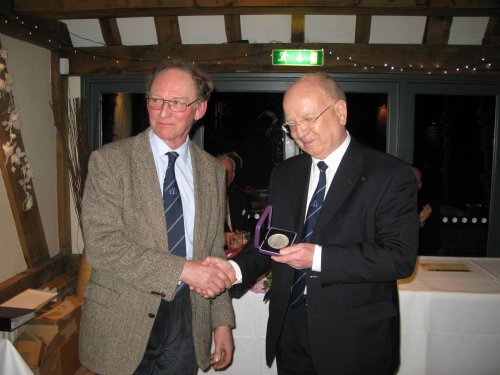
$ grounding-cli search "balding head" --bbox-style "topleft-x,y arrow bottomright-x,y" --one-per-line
217,154 -> 236,187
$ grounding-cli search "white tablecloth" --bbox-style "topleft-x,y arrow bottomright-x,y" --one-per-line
203,256 -> 500,375
398,256 -> 500,375
0,338 -> 34,375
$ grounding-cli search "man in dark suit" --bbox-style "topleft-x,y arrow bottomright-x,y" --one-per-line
201,72 -> 418,375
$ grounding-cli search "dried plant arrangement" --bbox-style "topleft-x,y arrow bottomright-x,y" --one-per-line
51,97 -> 89,229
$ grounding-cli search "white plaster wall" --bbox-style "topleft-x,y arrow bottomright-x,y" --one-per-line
0,34 -> 59,282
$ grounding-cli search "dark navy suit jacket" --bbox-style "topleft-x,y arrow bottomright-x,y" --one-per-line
233,138 -> 418,375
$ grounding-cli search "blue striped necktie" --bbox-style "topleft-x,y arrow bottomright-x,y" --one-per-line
289,161 -> 328,308
163,152 -> 186,258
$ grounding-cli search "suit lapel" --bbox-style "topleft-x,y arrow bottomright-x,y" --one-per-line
131,129 -> 168,250
314,140 -> 363,235
289,156 -> 313,239
190,142 -> 214,259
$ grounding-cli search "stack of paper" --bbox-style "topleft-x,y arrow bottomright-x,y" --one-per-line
0,306 -> 35,331
0,289 -> 58,332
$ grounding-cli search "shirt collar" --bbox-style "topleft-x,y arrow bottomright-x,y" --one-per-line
312,131 -> 351,168
149,129 -> 189,163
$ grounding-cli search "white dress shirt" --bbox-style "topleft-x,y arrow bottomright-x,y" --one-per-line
310,132 -> 350,271
149,130 -> 194,260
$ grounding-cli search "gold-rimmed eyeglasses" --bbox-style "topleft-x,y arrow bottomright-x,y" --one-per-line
146,97 -> 198,112
282,103 -> 332,134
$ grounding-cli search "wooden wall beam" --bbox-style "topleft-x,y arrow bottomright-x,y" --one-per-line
0,254 -> 79,304
51,52 -> 72,256
65,43 -> 500,76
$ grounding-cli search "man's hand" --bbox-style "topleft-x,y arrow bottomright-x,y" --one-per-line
419,203 -> 432,227
272,243 -> 315,269
210,325 -> 234,370
203,257 -> 237,282
190,257 -> 237,298
181,259 -> 233,298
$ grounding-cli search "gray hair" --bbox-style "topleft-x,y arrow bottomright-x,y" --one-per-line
145,59 -> 214,101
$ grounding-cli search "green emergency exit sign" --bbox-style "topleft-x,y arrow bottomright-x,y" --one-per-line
272,49 -> 324,66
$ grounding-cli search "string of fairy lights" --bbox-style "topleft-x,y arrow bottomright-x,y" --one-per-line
1,11 -> 497,75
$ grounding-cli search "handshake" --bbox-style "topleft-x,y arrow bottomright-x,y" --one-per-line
180,241 -> 314,298
181,257 -> 237,298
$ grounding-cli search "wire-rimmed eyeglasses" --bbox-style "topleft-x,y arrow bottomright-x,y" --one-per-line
146,97 -> 198,112
281,103 -> 332,134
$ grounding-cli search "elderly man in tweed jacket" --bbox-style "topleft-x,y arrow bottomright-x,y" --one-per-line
79,60 -> 234,375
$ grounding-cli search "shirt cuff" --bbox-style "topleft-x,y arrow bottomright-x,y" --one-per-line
312,244 -> 322,272
228,260 -> 243,284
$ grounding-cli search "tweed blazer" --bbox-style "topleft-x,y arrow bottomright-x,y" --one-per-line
79,129 -> 235,375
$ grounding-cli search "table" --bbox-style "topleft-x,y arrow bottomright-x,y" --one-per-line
398,256 -> 500,375
0,338 -> 34,375
203,256 -> 500,375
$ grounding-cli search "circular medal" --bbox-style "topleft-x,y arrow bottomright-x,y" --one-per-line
267,233 -> 290,249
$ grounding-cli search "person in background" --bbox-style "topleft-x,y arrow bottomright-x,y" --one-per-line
412,166 -> 432,228
412,165 -> 438,254
79,59 -> 234,375
200,72 -> 418,375
217,153 -> 253,233
217,153 -> 253,258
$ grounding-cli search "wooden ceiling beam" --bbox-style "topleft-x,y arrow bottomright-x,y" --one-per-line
291,14 -> 305,43
65,43 -> 500,76
0,5 -> 72,51
99,18 -> 122,46
483,17 -> 500,46
224,15 -> 242,43
355,15 -> 371,44
423,16 -> 452,45
155,16 -> 181,45
13,0 -> 500,19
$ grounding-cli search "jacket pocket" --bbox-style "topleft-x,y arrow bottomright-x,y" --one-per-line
84,281 -> 120,307
349,300 -> 397,325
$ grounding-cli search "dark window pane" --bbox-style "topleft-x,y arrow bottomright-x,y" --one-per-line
101,93 -> 149,145
414,95 -> 494,257
346,93 -> 387,152
203,92 -> 284,191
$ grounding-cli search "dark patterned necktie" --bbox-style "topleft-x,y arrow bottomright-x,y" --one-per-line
163,152 -> 186,258
289,161 -> 328,308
